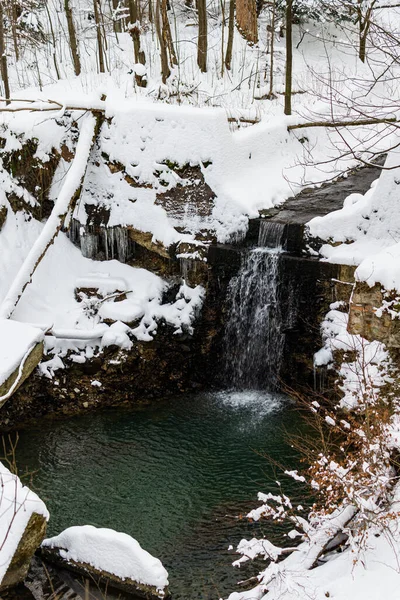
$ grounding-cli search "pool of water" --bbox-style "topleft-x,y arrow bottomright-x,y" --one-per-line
15,391 -> 307,600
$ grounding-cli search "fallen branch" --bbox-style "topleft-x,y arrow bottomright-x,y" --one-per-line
0,97 -> 105,114
288,116 -> 398,131
0,113 -> 99,320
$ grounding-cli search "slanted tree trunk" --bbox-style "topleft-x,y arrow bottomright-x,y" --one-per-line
197,0 -> 207,72
93,0 -> 105,72
284,0 -> 292,115
236,0 -> 258,44
0,114 -> 99,321
64,0 -> 81,76
0,4 -> 10,104
225,0 -> 235,70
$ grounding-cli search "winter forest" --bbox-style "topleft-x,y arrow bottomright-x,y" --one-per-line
1,0 -> 400,599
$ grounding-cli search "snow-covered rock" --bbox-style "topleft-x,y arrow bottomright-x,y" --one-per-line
0,462 -> 48,590
0,320 -> 44,403
42,525 -> 169,599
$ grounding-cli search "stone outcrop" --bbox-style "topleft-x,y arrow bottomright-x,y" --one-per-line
348,282 -> 400,347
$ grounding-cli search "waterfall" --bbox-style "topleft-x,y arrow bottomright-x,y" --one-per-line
224,248 -> 286,390
258,220 -> 286,248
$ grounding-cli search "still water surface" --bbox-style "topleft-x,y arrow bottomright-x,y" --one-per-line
15,391 -> 307,599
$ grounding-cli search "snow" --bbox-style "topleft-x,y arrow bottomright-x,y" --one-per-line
0,462 -> 49,585
42,525 -> 169,594
0,114 -> 97,321
313,305 -> 390,410
0,319 -> 43,387
308,149 -> 400,292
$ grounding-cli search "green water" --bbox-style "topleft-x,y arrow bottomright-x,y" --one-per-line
15,391 -> 307,600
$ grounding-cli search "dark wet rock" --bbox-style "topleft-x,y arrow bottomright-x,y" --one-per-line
0,137 -> 62,221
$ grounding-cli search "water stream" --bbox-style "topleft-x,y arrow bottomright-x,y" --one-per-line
15,392 -> 307,600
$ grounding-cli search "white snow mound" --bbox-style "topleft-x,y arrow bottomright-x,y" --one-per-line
42,525 -> 169,592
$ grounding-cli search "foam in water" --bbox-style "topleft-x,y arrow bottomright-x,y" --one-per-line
214,390 -> 285,416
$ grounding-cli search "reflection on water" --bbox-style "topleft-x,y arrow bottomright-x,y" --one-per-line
15,392 -> 306,600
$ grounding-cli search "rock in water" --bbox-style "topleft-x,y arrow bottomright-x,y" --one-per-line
41,525 -> 170,599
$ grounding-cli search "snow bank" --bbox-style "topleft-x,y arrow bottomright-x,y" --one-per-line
0,319 -> 43,387
42,525 -> 169,593
308,149 -> 400,292
0,462 -> 49,584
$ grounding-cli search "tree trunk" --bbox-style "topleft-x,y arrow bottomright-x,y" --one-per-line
197,0 -> 207,72
112,0 -> 122,32
156,0 -> 170,83
0,4 -> 10,104
284,0 -> 292,115
9,1 -> 19,62
161,0 -> 177,66
225,0 -> 235,70
64,0 -> 81,76
129,0 -> 147,86
236,0 -> 258,44
93,0 -> 105,73
44,1 -> 61,80
268,0 -> 276,98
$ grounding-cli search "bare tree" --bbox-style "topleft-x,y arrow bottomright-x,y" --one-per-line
0,3 -> 10,105
93,0 -> 106,73
225,0 -> 235,70
64,0 -> 81,76
156,0 -> 170,83
197,0 -> 207,72
284,0 -> 292,115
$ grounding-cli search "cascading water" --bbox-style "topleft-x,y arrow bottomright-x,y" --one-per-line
224,248 -> 285,390
258,219 -> 286,248
224,220 -> 295,390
